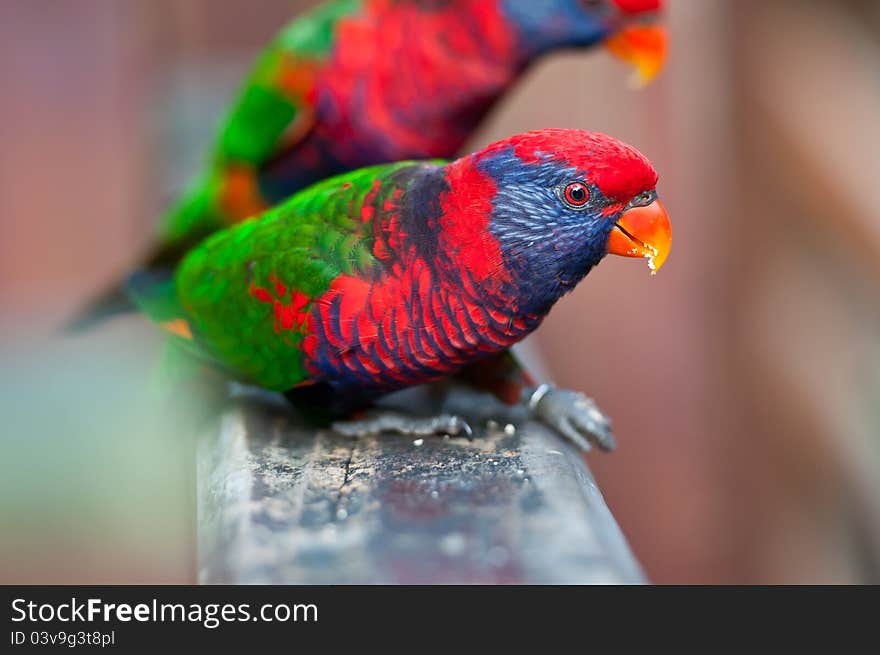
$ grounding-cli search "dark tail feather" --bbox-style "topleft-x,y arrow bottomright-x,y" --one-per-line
63,283 -> 135,333
125,268 -> 181,321
61,234 -> 206,334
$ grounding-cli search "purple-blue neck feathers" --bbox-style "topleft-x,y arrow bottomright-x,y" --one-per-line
477,146 -> 617,316
500,0 -> 613,59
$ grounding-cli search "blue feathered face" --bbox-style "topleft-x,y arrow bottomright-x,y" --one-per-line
475,129 -> 669,313
499,0 -> 666,85
500,0 -> 621,55
480,147 -> 620,303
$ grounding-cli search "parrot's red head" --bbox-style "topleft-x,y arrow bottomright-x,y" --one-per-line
500,0 -> 667,85
443,128 -> 670,313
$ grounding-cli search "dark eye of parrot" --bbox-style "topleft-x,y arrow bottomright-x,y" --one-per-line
562,181 -> 591,208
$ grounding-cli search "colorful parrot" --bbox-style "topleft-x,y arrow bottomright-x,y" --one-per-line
130,129 -> 671,451
157,0 -> 667,255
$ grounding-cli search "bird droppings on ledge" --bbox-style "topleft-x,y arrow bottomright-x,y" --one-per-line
198,390 -> 645,584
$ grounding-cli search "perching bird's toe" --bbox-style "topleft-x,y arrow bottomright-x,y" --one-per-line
527,385 -> 616,453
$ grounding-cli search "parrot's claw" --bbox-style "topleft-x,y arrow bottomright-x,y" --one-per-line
332,412 -> 473,440
526,384 -> 615,453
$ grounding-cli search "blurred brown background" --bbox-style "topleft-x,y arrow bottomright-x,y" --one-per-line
2,0 -> 879,584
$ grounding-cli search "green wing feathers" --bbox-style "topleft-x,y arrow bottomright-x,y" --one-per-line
158,0 -> 364,250
158,162 -> 417,390
219,0 -> 362,162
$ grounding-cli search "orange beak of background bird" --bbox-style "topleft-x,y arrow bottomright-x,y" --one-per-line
606,200 -> 672,274
604,24 -> 668,86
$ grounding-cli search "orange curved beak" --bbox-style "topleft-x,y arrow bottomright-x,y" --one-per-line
604,24 -> 668,87
606,200 -> 672,274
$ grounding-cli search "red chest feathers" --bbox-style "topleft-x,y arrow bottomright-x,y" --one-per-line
300,255 -> 540,391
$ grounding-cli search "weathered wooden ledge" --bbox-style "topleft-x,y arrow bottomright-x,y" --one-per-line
197,389 -> 645,584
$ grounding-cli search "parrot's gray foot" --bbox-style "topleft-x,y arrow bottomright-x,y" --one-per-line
526,384 -> 615,452
332,411 -> 473,440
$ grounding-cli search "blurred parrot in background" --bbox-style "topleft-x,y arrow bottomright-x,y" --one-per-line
130,129 -> 672,451
158,0 -> 666,253
159,0 -> 665,251
71,0 -> 665,325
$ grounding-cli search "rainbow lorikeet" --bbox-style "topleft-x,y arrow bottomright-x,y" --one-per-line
131,129 -> 671,451
157,0 -> 667,255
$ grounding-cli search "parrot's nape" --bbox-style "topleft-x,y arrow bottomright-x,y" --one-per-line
129,128 -> 671,451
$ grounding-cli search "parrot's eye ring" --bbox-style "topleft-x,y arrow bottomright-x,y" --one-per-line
561,181 -> 591,208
